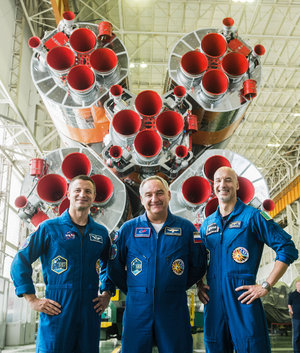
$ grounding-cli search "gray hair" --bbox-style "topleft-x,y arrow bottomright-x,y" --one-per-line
139,175 -> 169,196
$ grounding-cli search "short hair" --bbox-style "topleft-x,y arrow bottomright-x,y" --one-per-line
139,175 -> 169,196
68,174 -> 96,193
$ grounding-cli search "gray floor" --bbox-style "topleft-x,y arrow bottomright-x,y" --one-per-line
1,332 -> 294,352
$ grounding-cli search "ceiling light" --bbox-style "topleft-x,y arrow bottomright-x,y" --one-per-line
140,63 -> 148,68
129,63 -> 135,68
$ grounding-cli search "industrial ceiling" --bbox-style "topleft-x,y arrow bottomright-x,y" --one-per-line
3,0 -> 300,199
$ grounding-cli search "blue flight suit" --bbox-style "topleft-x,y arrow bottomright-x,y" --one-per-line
108,210 -> 207,353
200,198 -> 298,353
10,210 -> 115,353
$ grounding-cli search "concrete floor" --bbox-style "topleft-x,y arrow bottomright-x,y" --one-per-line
1,332 -> 294,352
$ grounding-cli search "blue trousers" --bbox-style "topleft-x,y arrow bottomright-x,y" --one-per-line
292,319 -> 300,353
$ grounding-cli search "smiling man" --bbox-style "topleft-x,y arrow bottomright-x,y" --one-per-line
108,175 -> 207,353
197,166 -> 298,353
11,174 -> 115,353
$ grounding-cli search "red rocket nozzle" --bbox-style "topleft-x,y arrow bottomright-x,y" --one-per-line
204,155 -> 231,182
205,197 -> 219,217
58,197 -> 70,215
98,21 -> 113,37
243,79 -> 257,100
109,145 -> 122,159
61,152 -> 91,180
36,174 -> 68,204
201,33 -> 227,58
69,28 -> 97,54
28,36 -> 42,49
262,199 -> 275,212
46,46 -> 75,73
15,195 -> 28,209
175,145 -> 188,159
173,86 -> 186,99
221,52 -> 249,78
135,90 -> 163,118
180,51 -> 208,77
201,69 -> 229,98
112,110 -> 141,137
90,174 -> 114,205
63,11 -> 75,21
90,48 -> 118,75
134,130 -> 162,159
67,65 -> 95,93
156,111 -> 184,138
182,176 -> 211,205
223,17 -> 234,27
254,44 -> 266,56
237,176 -> 255,204
110,85 -> 123,98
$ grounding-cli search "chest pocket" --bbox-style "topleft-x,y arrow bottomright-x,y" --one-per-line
163,248 -> 188,291
126,249 -> 149,291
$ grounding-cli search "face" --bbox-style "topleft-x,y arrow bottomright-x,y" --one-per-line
140,179 -> 171,222
67,179 -> 96,211
214,167 -> 239,203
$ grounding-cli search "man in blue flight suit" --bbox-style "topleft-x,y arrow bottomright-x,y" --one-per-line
11,175 -> 115,353
197,166 -> 298,353
108,175 -> 207,353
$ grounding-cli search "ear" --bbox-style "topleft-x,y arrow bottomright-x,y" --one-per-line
168,190 -> 171,201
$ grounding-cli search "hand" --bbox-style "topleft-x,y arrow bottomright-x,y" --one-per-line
24,294 -> 61,315
196,281 -> 210,304
92,291 -> 111,316
235,284 -> 269,304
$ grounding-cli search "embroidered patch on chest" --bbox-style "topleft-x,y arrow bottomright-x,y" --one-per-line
90,233 -> 103,243
172,259 -> 184,275
165,227 -> 182,236
260,211 -> 272,221
65,231 -> 76,240
110,244 -> 117,260
229,221 -> 242,229
232,247 -> 249,263
193,232 -> 202,243
131,258 -> 142,276
206,223 -> 220,235
135,228 -> 151,237
51,256 -> 68,274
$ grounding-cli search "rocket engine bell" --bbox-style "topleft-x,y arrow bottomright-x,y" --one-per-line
16,14 -> 273,234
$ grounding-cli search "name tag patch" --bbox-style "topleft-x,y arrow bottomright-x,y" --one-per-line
229,221 -> 242,229
51,256 -> 68,274
165,227 -> 182,236
172,259 -> 184,275
131,258 -> 142,276
206,223 -> 220,235
90,233 -> 103,244
135,228 -> 151,238
232,247 -> 249,263
193,232 -> 202,243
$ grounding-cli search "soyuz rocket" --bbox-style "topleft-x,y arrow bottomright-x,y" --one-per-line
15,13 -> 275,233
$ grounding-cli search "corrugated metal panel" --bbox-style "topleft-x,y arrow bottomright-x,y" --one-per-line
270,175 -> 300,218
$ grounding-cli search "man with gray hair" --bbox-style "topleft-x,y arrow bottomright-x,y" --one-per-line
108,175 -> 207,353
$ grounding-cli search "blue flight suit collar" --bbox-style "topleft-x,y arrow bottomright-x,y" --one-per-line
59,209 -> 96,234
140,208 -> 177,228
214,198 -> 246,223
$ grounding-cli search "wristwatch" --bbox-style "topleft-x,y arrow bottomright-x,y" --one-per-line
261,281 -> 271,292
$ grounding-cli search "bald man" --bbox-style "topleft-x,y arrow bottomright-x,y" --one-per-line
197,167 -> 298,353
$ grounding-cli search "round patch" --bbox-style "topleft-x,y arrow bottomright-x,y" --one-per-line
110,244 -> 117,260
172,259 -> 184,275
232,247 -> 249,263
96,259 -> 100,274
